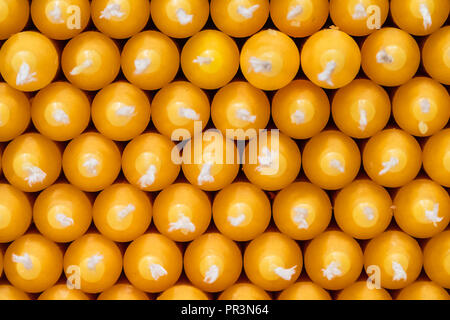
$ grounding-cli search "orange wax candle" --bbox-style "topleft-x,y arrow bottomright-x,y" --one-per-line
301,29 -> 361,89
150,0 -> 209,39
0,31 -> 59,92
243,131 -> 301,191
91,82 -> 151,141
0,0 -> 29,40
304,231 -> 363,290
241,29 -> 300,91
121,31 -> 180,91
63,132 -> 121,192
157,284 -> 209,300
0,83 -> 30,142
330,0 -> 389,36
392,77 -> 450,137
64,233 -> 123,293
362,129 -> 422,188
211,82 -> 270,138
97,283 -> 150,300
396,281 -> 450,300
62,31 -> 120,91
423,129 -> 450,188
211,0 -> 269,38
33,183 -> 92,243
332,79 -> 391,139
270,0 -> 329,38
38,284 -> 90,300
91,0 -> 150,39
273,182 -> 332,241
278,281 -> 331,300
244,232 -> 302,291
336,281 -> 392,300
153,183 -> 211,242
272,80 -> 330,140
424,231 -> 450,289
31,0 -> 90,40
4,234 -> 63,293
0,184 -> 32,243
124,233 -> 183,293
361,28 -> 420,87
390,0 -> 450,36
364,231 -> 423,290
31,81 -> 90,141
334,180 -> 393,240
122,133 -> 180,192
393,179 -> 450,239
302,130 -> 361,190
422,26 -> 450,85
151,81 -> 210,140
218,283 -> 271,300
2,133 -> 61,192
184,233 -> 242,293
212,182 -> 271,242
93,183 -> 152,243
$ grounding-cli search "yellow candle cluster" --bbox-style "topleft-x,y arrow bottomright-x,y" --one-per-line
0,0 -> 449,301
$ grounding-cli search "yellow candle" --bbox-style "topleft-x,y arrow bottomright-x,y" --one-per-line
31,0 -> 90,40
390,0 -> 450,36
396,281 -> 450,300
273,182 -> 332,240
33,183 -> 92,243
304,231 -> 363,290
243,131 -> 301,191
301,29 -> 361,89
270,0 -> 329,38
0,0 -> 29,40
4,234 -> 63,293
211,0 -> 269,38
38,284 -> 90,300
181,30 -> 240,90
91,0 -> 150,39
422,26 -> 450,85
244,232 -> 302,291
272,80 -> 330,140
218,283 -> 271,300
182,131 -> 239,191
361,28 -> 420,87
362,129 -> 422,188
211,82 -> 270,138
121,31 -> 180,91
63,132 -> 121,192
424,231 -> 450,289
62,31 -> 120,91
364,231 -> 423,290
0,285 -> 30,300
278,281 -> 331,300
91,82 -> 151,141
93,183 -> 152,243
330,0 -> 389,36
31,81 -> 90,141
157,284 -> 209,300
184,233 -> 242,293
153,183 -> 211,242
334,180 -> 393,240
337,281 -> 392,300
302,130 -> 361,190
64,233 -> 123,293
212,182 -> 271,242
423,129 -> 450,188
0,31 -> 59,92
393,179 -> 450,239
122,133 -> 180,192
2,133 -> 61,192
150,81 -> 210,140
97,283 -> 150,300
0,184 -> 32,243
0,83 -> 30,142
151,0 -> 209,39
332,79 -> 391,139
123,233 -> 183,293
